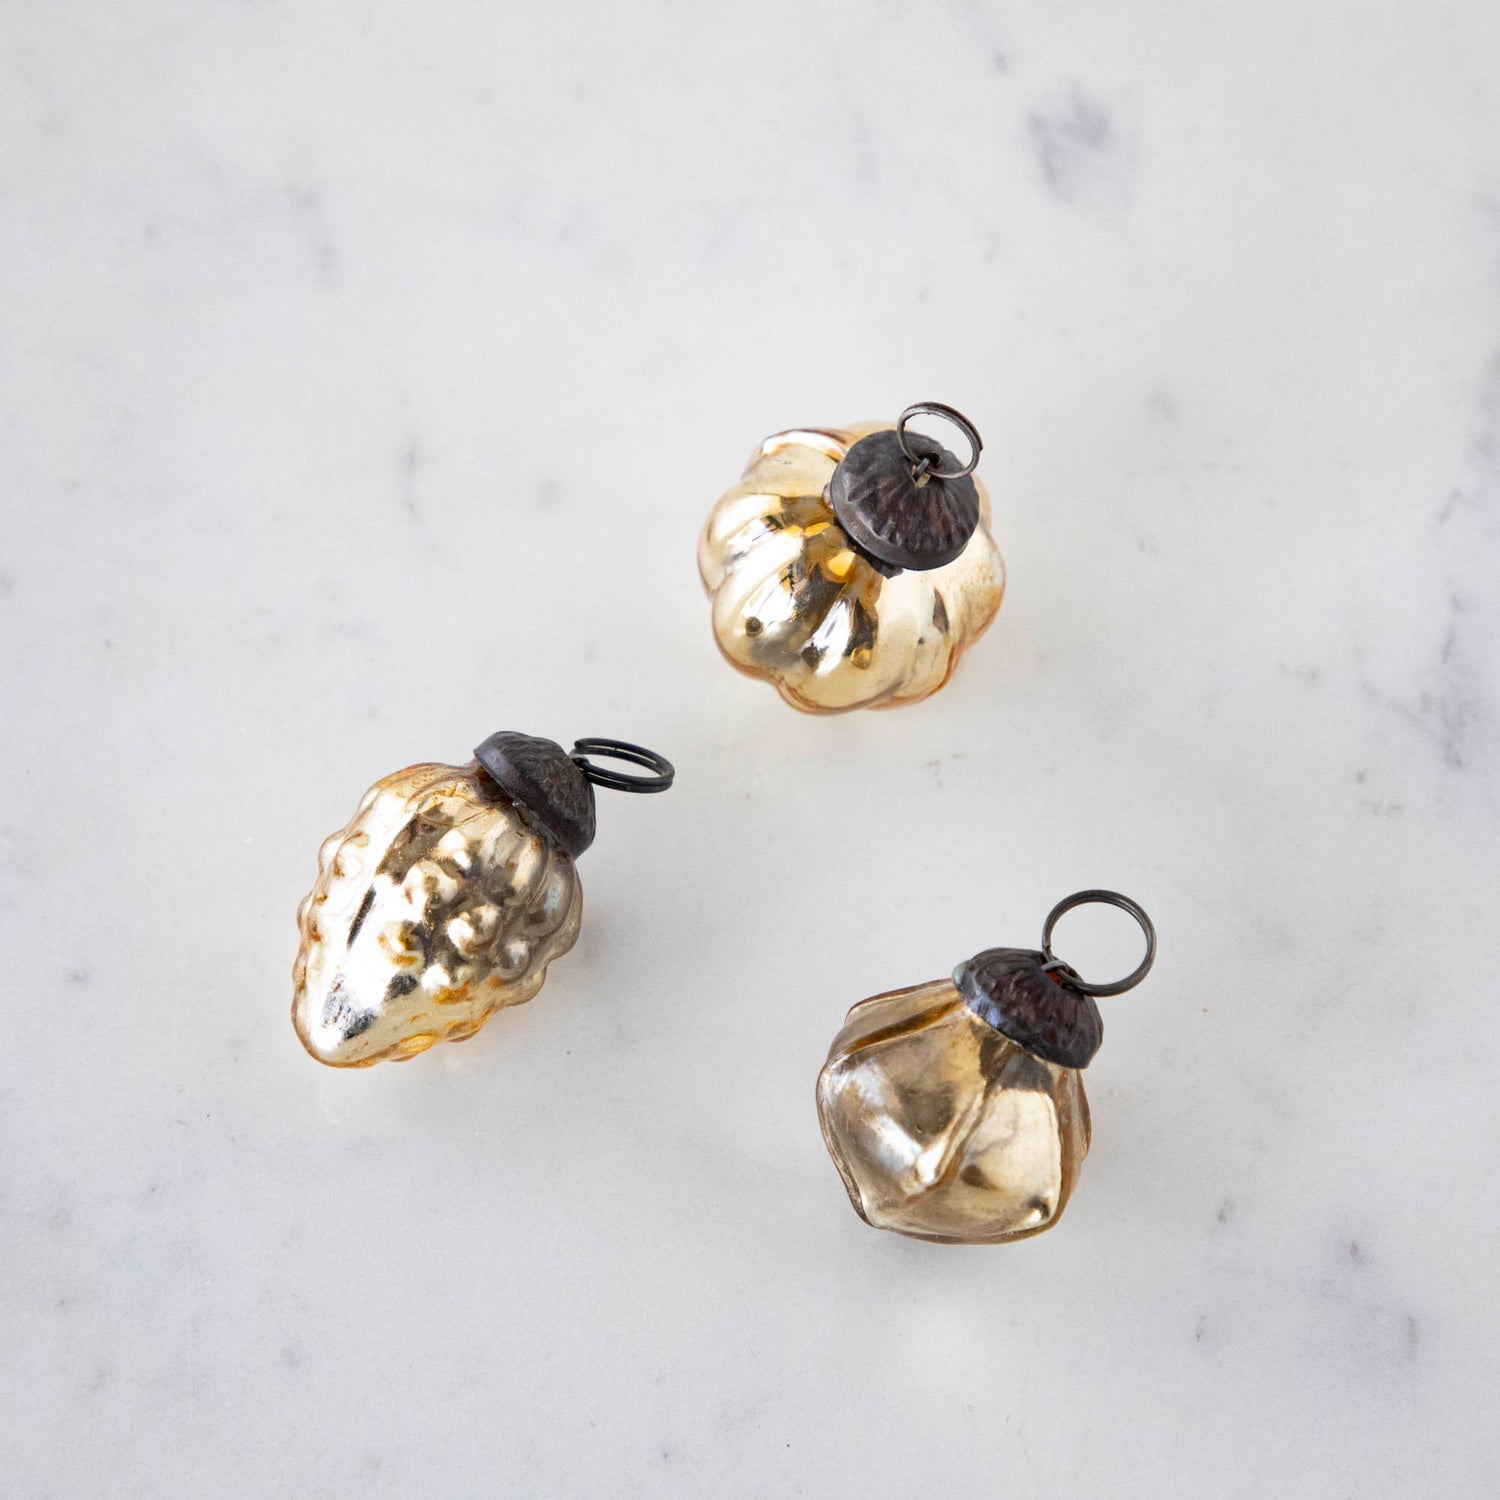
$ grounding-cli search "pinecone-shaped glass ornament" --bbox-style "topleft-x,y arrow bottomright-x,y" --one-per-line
292,732 -> 673,1067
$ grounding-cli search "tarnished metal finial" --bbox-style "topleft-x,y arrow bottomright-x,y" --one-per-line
474,733 -> 674,858
827,401 -> 984,573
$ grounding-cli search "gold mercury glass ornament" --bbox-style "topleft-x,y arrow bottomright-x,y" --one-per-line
698,401 -> 1004,713
817,891 -> 1157,1244
292,732 -> 674,1067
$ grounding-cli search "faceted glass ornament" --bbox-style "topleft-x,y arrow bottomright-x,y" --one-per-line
293,762 -> 582,1067
816,978 -> 1090,1243
698,424 -> 1004,713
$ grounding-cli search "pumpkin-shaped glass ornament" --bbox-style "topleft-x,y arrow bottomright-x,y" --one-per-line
292,732 -> 673,1067
698,402 -> 1004,713
816,891 -> 1156,1243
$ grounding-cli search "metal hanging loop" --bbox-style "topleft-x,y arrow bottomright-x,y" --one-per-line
895,402 -> 983,484
570,738 -> 675,793
1040,889 -> 1156,998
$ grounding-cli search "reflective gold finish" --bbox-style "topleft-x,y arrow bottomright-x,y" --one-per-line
293,761 -> 582,1067
698,424 -> 1004,713
816,978 -> 1090,1243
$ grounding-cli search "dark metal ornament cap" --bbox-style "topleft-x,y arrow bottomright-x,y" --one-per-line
953,947 -> 1104,1069
473,731 -> 596,859
828,429 -> 981,573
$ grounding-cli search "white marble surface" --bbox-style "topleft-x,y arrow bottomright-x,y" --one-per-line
2,2 -> 1498,1495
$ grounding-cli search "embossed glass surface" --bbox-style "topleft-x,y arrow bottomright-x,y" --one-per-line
293,762 -> 582,1067
816,978 -> 1090,1243
698,425 -> 1004,713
